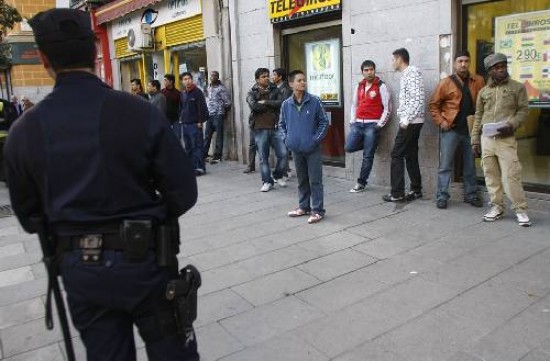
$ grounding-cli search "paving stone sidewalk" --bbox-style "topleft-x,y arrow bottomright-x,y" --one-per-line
0,161 -> 549,361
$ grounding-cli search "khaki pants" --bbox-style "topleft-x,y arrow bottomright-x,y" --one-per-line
480,135 -> 528,212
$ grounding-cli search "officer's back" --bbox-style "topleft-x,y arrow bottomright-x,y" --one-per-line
4,8 -> 200,361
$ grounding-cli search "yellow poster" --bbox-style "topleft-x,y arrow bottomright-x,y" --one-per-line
268,0 -> 341,23
495,10 -> 550,105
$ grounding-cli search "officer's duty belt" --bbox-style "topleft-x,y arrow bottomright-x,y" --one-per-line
57,232 -> 155,251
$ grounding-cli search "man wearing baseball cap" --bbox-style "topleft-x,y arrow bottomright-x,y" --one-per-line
470,53 -> 531,226
5,8 -> 200,360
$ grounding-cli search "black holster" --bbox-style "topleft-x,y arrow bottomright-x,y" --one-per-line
156,218 -> 180,269
165,265 -> 201,332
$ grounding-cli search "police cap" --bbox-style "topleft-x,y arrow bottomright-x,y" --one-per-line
484,53 -> 507,70
29,8 -> 95,70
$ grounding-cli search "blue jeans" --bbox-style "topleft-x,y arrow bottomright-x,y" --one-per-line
294,147 -> 324,215
60,250 -> 199,361
437,129 -> 478,201
172,122 -> 205,171
203,114 -> 224,159
254,129 -> 287,184
345,122 -> 379,185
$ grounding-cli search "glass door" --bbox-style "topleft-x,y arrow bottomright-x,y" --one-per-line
284,25 -> 344,167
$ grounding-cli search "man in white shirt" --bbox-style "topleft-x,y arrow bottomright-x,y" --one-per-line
383,48 -> 425,202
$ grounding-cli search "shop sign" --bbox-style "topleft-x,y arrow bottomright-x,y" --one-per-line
8,43 -> 40,65
495,9 -> 550,105
112,0 -> 201,39
268,0 -> 341,23
305,38 -> 341,106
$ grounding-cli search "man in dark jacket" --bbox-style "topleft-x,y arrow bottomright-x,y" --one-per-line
162,74 -> 180,124
272,68 -> 293,178
246,67 -> 287,192
5,9 -> 199,361
175,72 -> 209,175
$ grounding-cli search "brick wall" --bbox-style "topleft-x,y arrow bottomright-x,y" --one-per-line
10,64 -> 53,87
6,0 -> 58,96
12,0 -> 56,18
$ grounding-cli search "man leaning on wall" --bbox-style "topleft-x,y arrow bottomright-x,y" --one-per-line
429,50 -> 485,210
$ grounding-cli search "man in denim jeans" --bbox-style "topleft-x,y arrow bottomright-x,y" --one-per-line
429,50 -> 485,209
204,71 -> 231,163
280,70 -> 329,224
246,68 -> 287,192
346,60 -> 391,193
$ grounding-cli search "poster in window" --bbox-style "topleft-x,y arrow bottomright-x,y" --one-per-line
305,38 -> 341,106
495,10 -> 550,106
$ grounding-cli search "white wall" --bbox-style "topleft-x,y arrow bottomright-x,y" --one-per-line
343,0 -> 454,190
229,0 -> 456,190
230,0 -> 277,163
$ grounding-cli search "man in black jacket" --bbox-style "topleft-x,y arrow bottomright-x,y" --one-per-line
246,68 -> 288,192
5,9 -> 199,361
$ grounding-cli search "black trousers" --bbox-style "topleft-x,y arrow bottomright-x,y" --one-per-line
390,123 -> 423,198
59,250 -> 199,361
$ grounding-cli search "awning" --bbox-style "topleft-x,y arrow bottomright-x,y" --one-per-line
96,0 -> 162,24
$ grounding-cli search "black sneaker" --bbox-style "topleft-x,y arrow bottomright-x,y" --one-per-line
436,199 -> 448,209
406,191 -> 423,201
382,194 -> 405,202
464,196 -> 483,208
243,167 -> 255,174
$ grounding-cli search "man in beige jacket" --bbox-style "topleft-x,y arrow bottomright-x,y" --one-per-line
471,53 -> 530,226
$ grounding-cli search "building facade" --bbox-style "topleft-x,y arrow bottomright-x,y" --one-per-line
0,0 -> 68,103
229,0 -> 550,204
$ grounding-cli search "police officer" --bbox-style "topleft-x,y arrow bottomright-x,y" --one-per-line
5,8 -> 200,361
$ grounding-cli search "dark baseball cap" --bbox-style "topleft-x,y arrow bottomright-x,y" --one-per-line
29,9 -> 95,70
29,8 -> 94,45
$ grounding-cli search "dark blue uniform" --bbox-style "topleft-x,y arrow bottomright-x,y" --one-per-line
5,71 -> 199,361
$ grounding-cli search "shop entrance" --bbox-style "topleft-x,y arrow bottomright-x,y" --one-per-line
283,25 -> 345,167
463,0 -> 550,192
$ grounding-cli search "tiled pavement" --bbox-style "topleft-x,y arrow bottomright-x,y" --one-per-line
0,161 -> 549,361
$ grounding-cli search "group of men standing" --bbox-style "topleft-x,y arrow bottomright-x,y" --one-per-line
126,47 -> 532,227
347,47 -> 531,227
130,71 -> 231,176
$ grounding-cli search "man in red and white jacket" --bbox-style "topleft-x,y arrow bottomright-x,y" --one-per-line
346,59 -> 391,193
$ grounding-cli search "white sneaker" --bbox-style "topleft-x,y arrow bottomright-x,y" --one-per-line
275,178 -> 287,187
483,206 -> 504,222
349,183 -> 366,193
516,212 -> 532,227
260,183 -> 273,192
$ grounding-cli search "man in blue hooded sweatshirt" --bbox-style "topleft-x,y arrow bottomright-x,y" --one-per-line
279,70 -> 329,224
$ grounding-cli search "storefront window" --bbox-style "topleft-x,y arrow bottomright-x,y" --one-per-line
173,44 -> 207,90
464,0 -> 550,192
284,26 -> 344,166
119,57 -> 141,93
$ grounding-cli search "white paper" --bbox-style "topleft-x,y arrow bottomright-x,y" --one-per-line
482,122 -> 507,137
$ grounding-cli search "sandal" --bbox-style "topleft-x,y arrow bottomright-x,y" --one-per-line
287,208 -> 309,217
307,213 -> 323,224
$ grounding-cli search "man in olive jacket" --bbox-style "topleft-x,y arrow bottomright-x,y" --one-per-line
471,53 -> 530,226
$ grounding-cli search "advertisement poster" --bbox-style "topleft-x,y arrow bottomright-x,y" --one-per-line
305,38 -> 341,106
495,10 -> 550,105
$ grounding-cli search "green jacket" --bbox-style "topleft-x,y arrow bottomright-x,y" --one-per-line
471,77 -> 528,145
